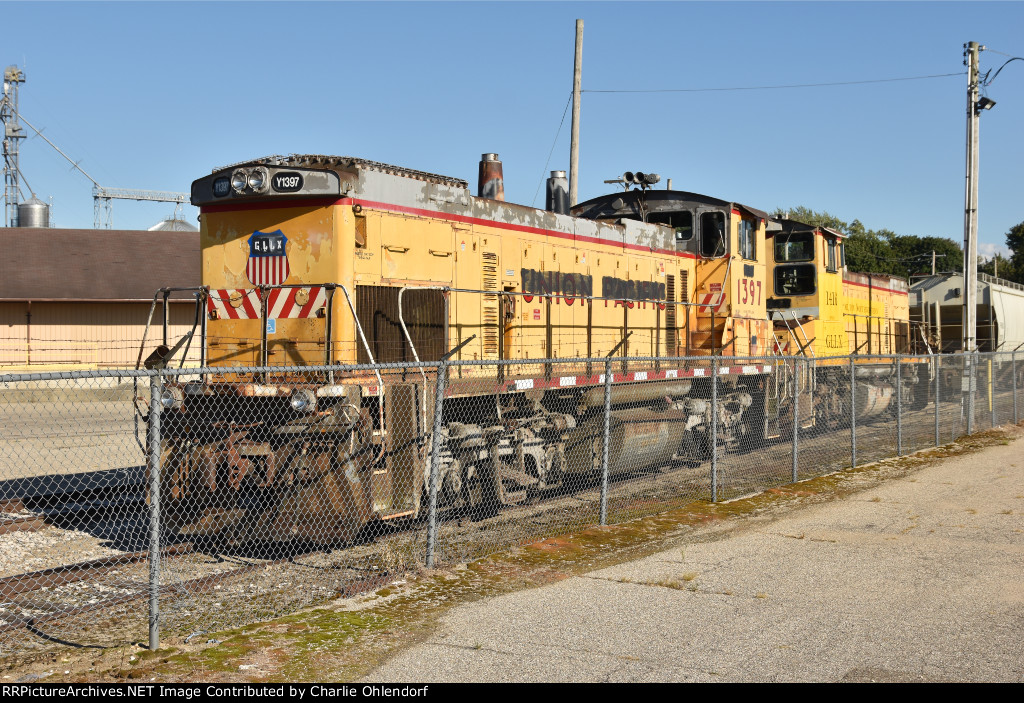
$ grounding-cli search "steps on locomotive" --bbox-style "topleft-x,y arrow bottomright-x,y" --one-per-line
689,318 -> 728,353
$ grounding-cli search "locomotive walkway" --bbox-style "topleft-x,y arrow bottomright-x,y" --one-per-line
364,427 -> 1024,683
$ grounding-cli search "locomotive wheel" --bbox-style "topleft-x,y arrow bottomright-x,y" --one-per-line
461,461 -> 501,520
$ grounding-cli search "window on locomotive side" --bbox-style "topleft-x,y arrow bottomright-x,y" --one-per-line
774,232 -> 814,263
648,211 -> 694,242
699,212 -> 727,258
739,219 -> 756,260
675,211 -> 694,242
774,264 -> 816,297
826,238 -> 838,272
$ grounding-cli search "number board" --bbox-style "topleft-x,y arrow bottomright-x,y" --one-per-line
272,172 -> 304,193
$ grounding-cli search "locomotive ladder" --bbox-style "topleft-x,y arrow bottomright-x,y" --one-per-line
773,311 -> 815,357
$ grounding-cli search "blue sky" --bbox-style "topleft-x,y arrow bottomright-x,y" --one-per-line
4,1 -> 1023,259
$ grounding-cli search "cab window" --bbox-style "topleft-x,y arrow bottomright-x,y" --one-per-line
739,220 -> 756,260
647,210 -> 694,243
775,232 -> 814,262
699,211 -> 727,258
826,238 -> 838,272
774,264 -> 816,296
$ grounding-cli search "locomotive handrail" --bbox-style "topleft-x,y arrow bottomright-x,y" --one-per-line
398,285 -> 450,435
333,283 -> 386,451
133,286 -> 208,459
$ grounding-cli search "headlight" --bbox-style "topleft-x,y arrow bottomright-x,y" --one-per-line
248,167 -> 269,192
231,169 -> 249,193
160,386 -> 184,410
290,388 -> 317,414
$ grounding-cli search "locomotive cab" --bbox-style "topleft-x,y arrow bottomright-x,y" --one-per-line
767,219 -> 849,357
573,189 -> 773,356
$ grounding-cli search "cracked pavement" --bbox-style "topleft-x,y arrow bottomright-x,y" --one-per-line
363,429 -> 1024,682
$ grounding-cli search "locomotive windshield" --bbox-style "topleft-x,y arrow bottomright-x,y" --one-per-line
699,212 -> 727,257
775,232 -> 814,262
774,264 -> 816,296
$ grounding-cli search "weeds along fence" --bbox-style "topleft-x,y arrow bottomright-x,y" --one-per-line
0,351 -> 1018,660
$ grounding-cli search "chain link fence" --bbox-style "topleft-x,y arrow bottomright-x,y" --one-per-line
1,350 -> 1020,662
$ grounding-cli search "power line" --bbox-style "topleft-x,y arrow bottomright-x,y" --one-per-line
984,47 -> 1022,58
982,56 -> 1024,86
532,93 -> 573,208
583,72 -> 965,94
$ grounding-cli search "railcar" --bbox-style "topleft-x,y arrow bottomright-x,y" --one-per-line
147,154 -> 788,543
910,271 -> 1024,397
911,271 -> 1024,354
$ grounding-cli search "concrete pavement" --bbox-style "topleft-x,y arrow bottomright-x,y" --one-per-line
365,429 -> 1024,682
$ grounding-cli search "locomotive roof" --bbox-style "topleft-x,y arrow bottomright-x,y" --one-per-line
772,218 -> 845,239
572,189 -> 770,222
195,154 -> 684,257
213,154 -> 469,189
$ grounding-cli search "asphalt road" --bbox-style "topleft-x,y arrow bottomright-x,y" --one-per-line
365,427 -> 1024,683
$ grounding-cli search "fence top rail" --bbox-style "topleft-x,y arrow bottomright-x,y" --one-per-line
1,350 -> 1015,384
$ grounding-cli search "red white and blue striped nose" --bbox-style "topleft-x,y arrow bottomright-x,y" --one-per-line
247,254 -> 290,286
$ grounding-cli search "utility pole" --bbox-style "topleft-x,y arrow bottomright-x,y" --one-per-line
962,41 -> 982,353
932,250 -> 937,276
569,19 -> 583,206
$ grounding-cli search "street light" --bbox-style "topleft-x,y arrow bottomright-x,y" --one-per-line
975,97 -> 996,114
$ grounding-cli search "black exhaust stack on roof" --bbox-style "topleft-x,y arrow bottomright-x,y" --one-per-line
546,171 -> 569,215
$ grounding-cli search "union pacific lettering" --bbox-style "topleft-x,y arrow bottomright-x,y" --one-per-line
520,268 -> 667,309
601,276 -> 666,309
521,269 -> 593,305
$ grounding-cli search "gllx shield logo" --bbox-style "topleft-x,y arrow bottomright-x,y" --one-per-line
247,230 -> 290,286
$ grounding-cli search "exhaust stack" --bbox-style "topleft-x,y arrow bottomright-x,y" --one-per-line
478,153 -> 505,201
546,171 -> 569,215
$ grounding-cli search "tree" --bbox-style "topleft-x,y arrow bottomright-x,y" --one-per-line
774,206 -> 962,279
1003,220 -> 1024,283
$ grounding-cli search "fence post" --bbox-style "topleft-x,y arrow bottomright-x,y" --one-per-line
1014,351 -> 1018,425
850,356 -> 857,469
896,357 -> 903,456
147,371 -> 163,652
711,356 -> 718,502
934,356 -> 940,447
600,358 -> 612,525
966,353 -> 974,436
425,361 -> 447,569
990,355 -> 996,428
792,358 -> 799,483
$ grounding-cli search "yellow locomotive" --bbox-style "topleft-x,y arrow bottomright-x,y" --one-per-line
149,153 -> 917,543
